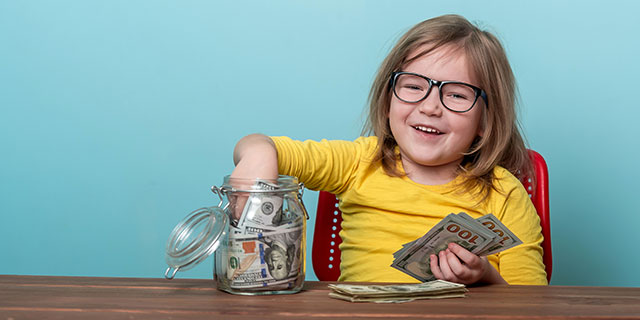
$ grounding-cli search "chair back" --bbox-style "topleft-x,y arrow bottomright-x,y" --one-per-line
312,149 -> 552,282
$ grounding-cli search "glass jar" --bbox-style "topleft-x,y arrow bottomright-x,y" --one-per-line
164,175 -> 308,295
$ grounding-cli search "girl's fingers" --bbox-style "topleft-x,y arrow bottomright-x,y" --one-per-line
444,249 -> 467,277
448,243 -> 481,267
430,254 -> 443,279
438,250 -> 457,281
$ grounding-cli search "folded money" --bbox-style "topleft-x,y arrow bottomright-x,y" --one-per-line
328,280 -> 467,303
237,180 -> 284,229
222,179 -> 305,291
391,212 -> 522,282
225,226 -> 303,290
236,179 -> 302,232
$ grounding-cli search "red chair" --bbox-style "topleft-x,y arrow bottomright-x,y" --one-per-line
312,149 -> 552,282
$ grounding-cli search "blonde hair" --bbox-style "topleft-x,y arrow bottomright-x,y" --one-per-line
364,14 -> 532,199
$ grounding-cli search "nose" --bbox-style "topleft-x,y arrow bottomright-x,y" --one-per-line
416,86 -> 444,117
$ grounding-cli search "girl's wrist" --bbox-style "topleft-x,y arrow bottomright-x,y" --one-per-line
480,260 -> 507,285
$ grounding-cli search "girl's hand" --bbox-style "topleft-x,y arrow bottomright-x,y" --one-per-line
429,243 -> 506,285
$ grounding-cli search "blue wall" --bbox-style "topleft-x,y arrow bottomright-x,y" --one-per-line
1,1 -> 639,286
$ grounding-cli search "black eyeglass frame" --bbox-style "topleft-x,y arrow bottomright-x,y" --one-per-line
389,71 -> 488,113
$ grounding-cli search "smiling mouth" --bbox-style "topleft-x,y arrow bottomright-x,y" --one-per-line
412,125 -> 443,135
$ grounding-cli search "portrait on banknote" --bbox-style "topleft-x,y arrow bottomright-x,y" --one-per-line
261,227 -> 302,281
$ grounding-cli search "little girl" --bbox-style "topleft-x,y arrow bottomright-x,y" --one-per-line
231,14 -> 547,285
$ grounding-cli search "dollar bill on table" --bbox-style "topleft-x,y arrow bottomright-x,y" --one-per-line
391,212 -> 522,282
328,280 -> 467,303
225,225 -> 303,290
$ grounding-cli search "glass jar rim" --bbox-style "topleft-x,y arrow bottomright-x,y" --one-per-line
222,174 -> 298,183
221,175 -> 300,193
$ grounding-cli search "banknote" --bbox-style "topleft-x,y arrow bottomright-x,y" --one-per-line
391,213 -> 497,282
475,214 -> 522,256
452,212 -> 504,254
328,280 -> 467,303
241,194 -> 303,232
391,212 -> 523,282
393,212 -> 500,259
236,180 -> 284,230
231,214 -> 304,236
442,212 -> 522,255
328,292 -> 466,303
225,226 -> 303,290
224,179 -> 307,291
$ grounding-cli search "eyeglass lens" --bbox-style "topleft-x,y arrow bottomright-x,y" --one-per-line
394,73 -> 477,112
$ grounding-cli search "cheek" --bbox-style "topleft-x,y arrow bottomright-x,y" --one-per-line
450,113 -> 483,145
387,106 -> 407,138
464,108 -> 484,136
387,105 -> 398,126
388,102 -> 410,123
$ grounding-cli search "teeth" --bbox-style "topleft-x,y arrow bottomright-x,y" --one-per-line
414,126 -> 440,134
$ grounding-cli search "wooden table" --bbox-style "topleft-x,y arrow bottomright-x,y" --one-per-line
1,275 -> 639,319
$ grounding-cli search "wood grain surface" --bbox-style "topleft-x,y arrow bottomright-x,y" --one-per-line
1,275 -> 639,319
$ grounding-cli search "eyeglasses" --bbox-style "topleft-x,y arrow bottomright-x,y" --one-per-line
390,71 -> 488,113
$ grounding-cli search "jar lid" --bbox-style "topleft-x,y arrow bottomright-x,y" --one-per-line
164,206 -> 228,279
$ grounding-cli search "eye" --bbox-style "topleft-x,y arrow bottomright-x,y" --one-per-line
442,83 -> 475,101
396,74 -> 428,92
448,92 -> 470,100
402,83 -> 425,91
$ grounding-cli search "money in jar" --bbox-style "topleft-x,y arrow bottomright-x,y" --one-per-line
164,175 -> 308,295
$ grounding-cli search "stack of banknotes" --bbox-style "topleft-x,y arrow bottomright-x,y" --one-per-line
391,212 -> 522,282
328,280 -> 467,303
224,180 -> 304,290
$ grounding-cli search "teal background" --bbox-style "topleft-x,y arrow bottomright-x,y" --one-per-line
1,1 -> 639,286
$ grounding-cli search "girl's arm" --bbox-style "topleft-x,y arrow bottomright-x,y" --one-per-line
229,134 -> 279,219
231,133 -> 279,181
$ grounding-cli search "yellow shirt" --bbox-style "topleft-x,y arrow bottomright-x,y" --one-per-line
272,135 -> 547,285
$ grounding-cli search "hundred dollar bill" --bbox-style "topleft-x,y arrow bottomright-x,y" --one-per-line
328,280 -> 465,296
231,224 -> 276,236
441,212 -> 521,255
232,215 -> 304,237
391,214 -> 496,282
237,180 -> 285,230
406,213 -> 497,257
393,238 -> 421,260
327,280 -> 467,303
225,226 -> 303,289
475,214 -> 523,256
242,193 -> 303,232
328,292 -> 466,303
451,212 -> 502,254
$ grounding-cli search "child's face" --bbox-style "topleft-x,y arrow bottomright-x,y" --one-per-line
388,45 -> 484,183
